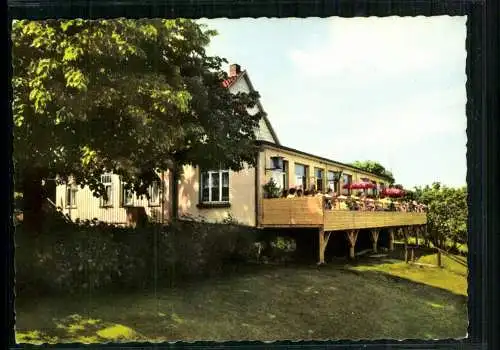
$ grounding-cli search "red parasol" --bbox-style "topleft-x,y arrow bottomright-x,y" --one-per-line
381,187 -> 405,198
343,181 -> 376,190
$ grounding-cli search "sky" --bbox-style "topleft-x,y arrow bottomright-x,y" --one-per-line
197,16 -> 467,189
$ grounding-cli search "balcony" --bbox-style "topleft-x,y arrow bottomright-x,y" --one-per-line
259,197 -> 427,231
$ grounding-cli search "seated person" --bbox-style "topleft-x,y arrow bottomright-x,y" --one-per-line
281,189 -> 289,198
401,202 -> 409,212
412,201 -> 420,212
324,197 -> 333,210
339,199 -> 349,210
332,198 -> 340,210
324,188 -> 334,198
296,189 -> 303,197
287,188 -> 296,198
303,190 -> 310,196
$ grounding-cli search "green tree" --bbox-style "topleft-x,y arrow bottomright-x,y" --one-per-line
412,182 -> 468,251
12,19 -> 262,230
349,160 -> 395,184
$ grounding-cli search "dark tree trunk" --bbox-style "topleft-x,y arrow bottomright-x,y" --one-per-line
21,168 -> 46,234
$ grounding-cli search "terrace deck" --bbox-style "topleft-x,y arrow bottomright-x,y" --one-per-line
259,197 -> 427,264
259,197 -> 427,230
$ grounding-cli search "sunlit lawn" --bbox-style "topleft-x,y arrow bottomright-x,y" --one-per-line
16,250 -> 467,344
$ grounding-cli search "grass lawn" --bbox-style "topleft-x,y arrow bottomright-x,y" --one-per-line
15,250 -> 467,344
395,237 -> 468,255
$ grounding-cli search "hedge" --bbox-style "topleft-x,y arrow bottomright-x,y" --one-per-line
15,215 -> 261,297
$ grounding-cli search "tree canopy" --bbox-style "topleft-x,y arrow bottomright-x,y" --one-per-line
12,19 -> 262,201
411,183 -> 468,251
349,160 -> 395,184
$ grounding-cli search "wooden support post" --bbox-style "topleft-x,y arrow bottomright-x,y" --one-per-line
388,228 -> 395,251
346,230 -> 359,259
411,247 -> 415,262
403,227 -> 409,263
370,229 -> 380,253
318,228 -> 332,265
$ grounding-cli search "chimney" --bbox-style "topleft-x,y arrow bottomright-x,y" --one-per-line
229,64 -> 241,77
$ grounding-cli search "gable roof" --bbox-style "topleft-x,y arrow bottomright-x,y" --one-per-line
222,70 -> 281,145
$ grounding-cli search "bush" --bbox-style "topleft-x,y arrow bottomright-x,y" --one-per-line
262,178 -> 282,198
258,236 -> 297,264
15,216 -> 259,296
157,221 -> 259,279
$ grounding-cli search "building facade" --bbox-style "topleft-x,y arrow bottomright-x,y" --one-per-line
56,64 -> 391,227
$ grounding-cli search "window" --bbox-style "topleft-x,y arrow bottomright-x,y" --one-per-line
148,181 -> 161,206
282,161 -> 289,190
65,185 -> 77,208
201,169 -> 230,203
327,171 -> 340,193
121,181 -> 134,207
315,168 -> 324,192
294,164 -> 307,189
100,173 -> 113,207
371,181 -> 378,196
271,170 -> 284,189
342,174 -> 352,195
271,159 -> 288,190
379,182 -> 386,195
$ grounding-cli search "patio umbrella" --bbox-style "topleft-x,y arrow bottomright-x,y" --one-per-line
381,188 -> 405,198
343,181 -> 376,190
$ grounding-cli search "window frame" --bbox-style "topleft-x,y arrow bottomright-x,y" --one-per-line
148,180 -> 161,207
342,173 -> 353,195
121,180 -> 135,207
294,163 -> 307,189
199,169 -> 230,205
100,173 -> 114,208
327,170 -> 339,193
315,167 -> 324,192
65,184 -> 78,209
282,160 -> 289,190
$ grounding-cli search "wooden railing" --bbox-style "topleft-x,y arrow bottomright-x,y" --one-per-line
323,210 -> 427,230
260,197 -> 427,230
260,197 -> 323,227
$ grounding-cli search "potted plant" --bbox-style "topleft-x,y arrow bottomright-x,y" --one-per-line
263,178 -> 282,199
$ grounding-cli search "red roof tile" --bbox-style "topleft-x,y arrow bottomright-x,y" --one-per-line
222,75 -> 239,88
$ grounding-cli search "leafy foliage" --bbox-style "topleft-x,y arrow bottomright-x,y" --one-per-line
350,160 -> 395,184
262,178 -> 282,198
12,19 -> 261,203
15,216 -> 259,296
412,183 -> 467,251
